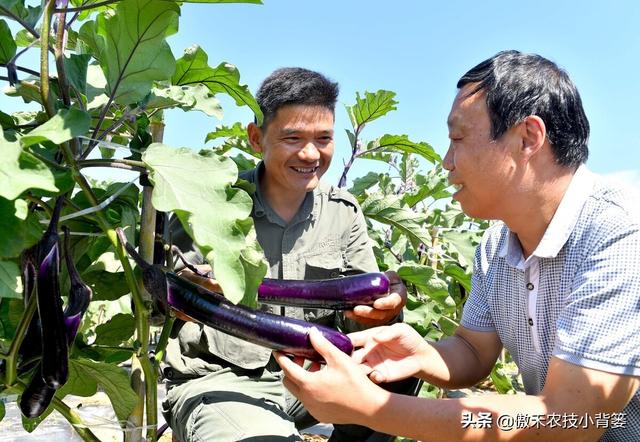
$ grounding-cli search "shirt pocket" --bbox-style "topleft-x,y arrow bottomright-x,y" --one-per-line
303,251 -> 343,280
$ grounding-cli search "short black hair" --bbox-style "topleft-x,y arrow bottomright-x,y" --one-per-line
256,67 -> 339,127
458,50 -> 589,168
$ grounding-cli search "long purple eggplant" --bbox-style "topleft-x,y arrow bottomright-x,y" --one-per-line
19,370 -> 56,418
35,197 -> 68,389
62,227 -> 92,345
166,273 -> 352,360
258,273 -> 390,309
116,228 -> 353,361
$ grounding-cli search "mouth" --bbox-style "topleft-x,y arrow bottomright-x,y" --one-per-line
290,166 -> 319,174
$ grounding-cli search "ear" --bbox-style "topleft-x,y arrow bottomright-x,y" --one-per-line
247,122 -> 263,154
520,115 -> 546,161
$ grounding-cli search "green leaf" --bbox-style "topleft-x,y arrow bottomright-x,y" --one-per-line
0,19 -> 16,64
0,0 -> 42,29
348,172 -> 380,197
143,144 -> 267,305
361,193 -> 431,246
20,107 -> 90,147
441,230 -> 481,268
0,297 -> 23,341
362,134 -> 440,164
94,313 -> 135,345
0,131 -> 58,199
0,400 -> 4,421
173,45 -> 262,124
63,53 -> 91,95
0,197 -> 41,259
82,252 -> 130,301
148,84 -> 223,118
443,263 -> 471,292
346,90 -> 397,129
181,0 -> 261,3
490,360 -> 517,394
79,0 -> 179,105
57,358 -> 138,421
0,262 -> 20,303
205,122 -> 246,143
398,263 -> 450,305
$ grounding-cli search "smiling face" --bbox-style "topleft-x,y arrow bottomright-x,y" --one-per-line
249,104 -> 335,200
443,84 -> 521,220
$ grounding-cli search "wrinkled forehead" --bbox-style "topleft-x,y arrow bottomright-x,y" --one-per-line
269,105 -> 335,131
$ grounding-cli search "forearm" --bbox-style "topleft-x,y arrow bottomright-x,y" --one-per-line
356,391 -> 601,442
419,334 -> 496,389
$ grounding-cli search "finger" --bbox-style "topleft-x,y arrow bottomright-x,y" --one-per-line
348,327 -> 384,347
372,323 -> 410,344
273,351 -> 310,385
308,327 -> 347,365
350,306 -> 386,320
371,293 -> 403,310
368,369 -> 387,384
282,375 -> 301,397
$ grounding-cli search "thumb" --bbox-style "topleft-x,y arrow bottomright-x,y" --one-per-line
308,327 -> 348,365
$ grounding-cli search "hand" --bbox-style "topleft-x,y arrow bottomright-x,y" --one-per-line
349,323 -> 427,384
274,328 -> 387,425
346,271 -> 407,326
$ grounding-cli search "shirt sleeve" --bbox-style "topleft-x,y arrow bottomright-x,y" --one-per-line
460,237 -> 496,332
553,218 -> 640,376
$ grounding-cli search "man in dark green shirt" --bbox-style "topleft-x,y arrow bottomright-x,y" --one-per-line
162,68 -> 410,441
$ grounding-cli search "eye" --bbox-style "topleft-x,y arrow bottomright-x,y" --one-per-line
283,136 -> 300,142
317,136 -> 333,143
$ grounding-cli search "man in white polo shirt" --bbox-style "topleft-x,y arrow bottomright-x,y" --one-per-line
276,50 -> 640,441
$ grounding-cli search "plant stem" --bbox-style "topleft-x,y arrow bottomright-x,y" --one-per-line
55,0 -> 120,13
0,5 -> 40,40
39,0 -> 55,117
24,195 -> 53,216
54,8 -> 71,107
154,314 -> 175,364
51,396 -> 102,442
78,158 -> 146,171
0,63 -> 40,77
4,292 -> 37,385
338,125 -> 363,188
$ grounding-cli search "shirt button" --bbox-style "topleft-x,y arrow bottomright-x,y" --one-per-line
526,282 -> 534,290
528,318 -> 534,326
330,271 -> 339,278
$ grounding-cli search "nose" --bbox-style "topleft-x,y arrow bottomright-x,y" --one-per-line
299,142 -> 320,162
443,145 -> 454,171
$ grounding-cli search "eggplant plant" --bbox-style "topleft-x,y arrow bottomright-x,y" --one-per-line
0,0 -> 269,440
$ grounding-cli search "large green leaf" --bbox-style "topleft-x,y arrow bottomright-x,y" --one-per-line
147,84 -> 223,118
0,19 -> 16,63
361,193 -> 431,246
181,0 -> 261,3
82,252 -> 130,301
398,263 -> 451,306
0,0 -> 42,29
79,0 -> 179,105
0,260 -> 21,299
346,90 -> 397,129
94,313 -> 135,345
143,144 -> 267,305
441,230 -> 482,268
361,134 -> 440,164
0,197 -> 41,259
0,130 -> 58,199
348,172 -> 380,198
173,45 -> 262,124
56,358 -> 138,422
63,53 -> 91,95
20,107 -> 90,147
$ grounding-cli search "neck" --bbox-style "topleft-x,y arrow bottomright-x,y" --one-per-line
260,179 -> 307,224
504,164 -> 576,258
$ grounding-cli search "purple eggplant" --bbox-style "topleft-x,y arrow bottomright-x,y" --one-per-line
62,227 -> 92,345
166,273 -> 353,360
19,370 -> 56,418
258,273 -> 390,309
115,228 -> 353,361
35,197 -> 68,389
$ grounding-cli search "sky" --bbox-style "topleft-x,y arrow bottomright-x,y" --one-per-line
3,0 -> 640,188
